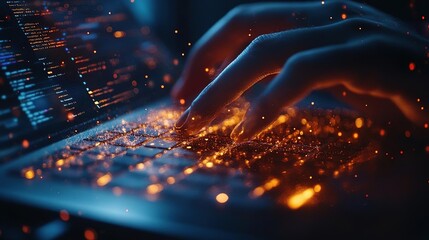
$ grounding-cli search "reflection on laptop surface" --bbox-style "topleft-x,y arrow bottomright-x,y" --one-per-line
0,1 -> 429,239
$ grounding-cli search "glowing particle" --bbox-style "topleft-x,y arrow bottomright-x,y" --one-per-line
313,184 -> 322,193
112,187 -> 123,196
321,1 -> 325,4
96,174 -> 112,187
417,98 -> 421,102
424,123 -> 428,129
173,59 -> 179,66
59,210 -> 70,221
425,146 -> 429,153
333,170 -> 340,177
136,163 -> 145,170
355,117 -> 364,128
174,29 -> 179,34
337,132 -> 343,137
379,129 -> 386,136
22,225 -> 30,234
56,159 -> 65,167
342,91 -> 347,96
375,150 -> 379,154
409,62 -> 415,71
215,193 -> 229,204
204,67 -> 209,72
251,187 -> 265,198
84,229 -> 96,240
261,116 -> 265,120
167,177 -> 176,184
22,139 -> 30,148
301,118 -> 307,125
181,53 -> 185,57
147,183 -> 163,194
184,168 -> 193,175
24,169 -> 35,180
179,99 -> 186,105
287,188 -> 315,210
113,31 -> 125,38
160,85 -> 165,89
205,162 -> 214,168
353,133 -> 359,139
188,42 -> 192,46
93,50 -> 97,54
341,13 -> 347,19
264,178 -> 280,190
311,102 -> 315,106
191,117 -> 195,121
405,130 -> 411,138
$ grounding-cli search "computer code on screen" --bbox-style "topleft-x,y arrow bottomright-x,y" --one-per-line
0,0 -> 172,146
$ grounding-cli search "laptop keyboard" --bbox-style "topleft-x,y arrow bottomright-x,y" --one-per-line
13,105 -> 377,208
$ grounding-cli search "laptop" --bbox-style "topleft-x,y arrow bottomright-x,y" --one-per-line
1,0 -> 429,239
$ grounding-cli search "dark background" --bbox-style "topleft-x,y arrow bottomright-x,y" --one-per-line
148,0 -> 429,55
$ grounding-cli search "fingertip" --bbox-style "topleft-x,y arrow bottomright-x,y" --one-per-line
175,108 -> 210,135
175,108 -> 190,130
231,104 -> 278,143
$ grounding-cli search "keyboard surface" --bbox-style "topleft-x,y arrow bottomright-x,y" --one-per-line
12,103 -> 380,209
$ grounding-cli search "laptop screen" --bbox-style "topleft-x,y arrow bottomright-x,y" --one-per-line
0,0 -> 175,154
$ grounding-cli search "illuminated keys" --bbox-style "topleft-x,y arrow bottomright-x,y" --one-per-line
86,145 -> 126,157
145,139 -> 178,150
111,135 -> 147,147
127,146 -> 164,158
85,132 -> 120,142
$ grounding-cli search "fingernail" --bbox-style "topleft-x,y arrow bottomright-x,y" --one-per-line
175,108 -> 190,130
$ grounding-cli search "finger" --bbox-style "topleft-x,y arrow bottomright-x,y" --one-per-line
172,1 -> 398,101
176,18 -> 399,133
231,36 -> 426,142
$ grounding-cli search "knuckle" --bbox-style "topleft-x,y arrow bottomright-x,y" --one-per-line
225,4 -> 253,24
284,52 -> 312,77
342,17 -> 379,29
247,34 -> 276,55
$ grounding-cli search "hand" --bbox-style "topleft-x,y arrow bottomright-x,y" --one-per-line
172,0 -> 429,142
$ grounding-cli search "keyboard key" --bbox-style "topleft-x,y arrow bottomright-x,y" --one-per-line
112,155 -> 146,167
91,164 -> 123,175
86,145 -> 126,156
85,131 -> 120,142
110,135 -> 148,147
132,126 -> 166,137
131,166 -> 180,178
45,149 -> 80,160
179,172 -> 223,186
127,146 -> 164,158
50,168 -> 93,182
69,155 -> 100,167
145,139 -> 178,150
69,140 -> 100,151
110,123 -> 139,134
162,183 -> 202,199
164,148 -> 198,159
108,174 -> 151,190
153,156 -> 194,168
